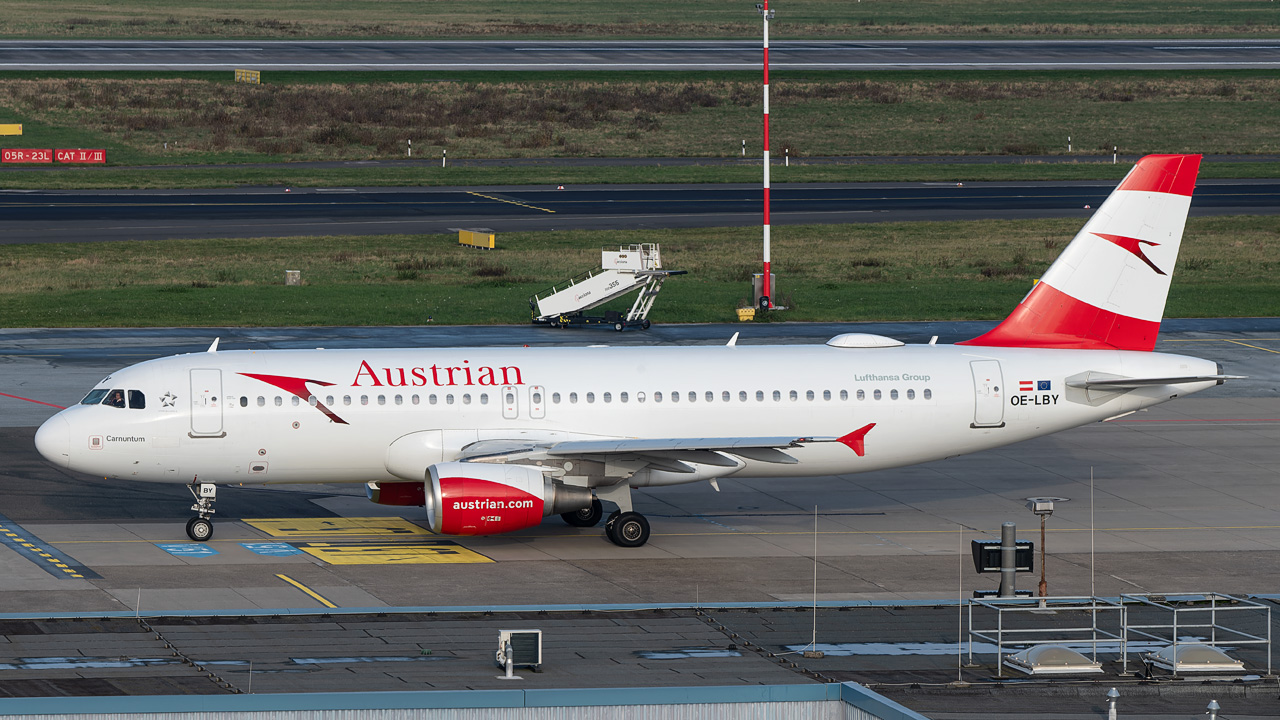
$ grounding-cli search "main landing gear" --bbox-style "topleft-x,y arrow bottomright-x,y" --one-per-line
559,485 -> 652,548
186,482 -> 217,541
605,511 -> 650,548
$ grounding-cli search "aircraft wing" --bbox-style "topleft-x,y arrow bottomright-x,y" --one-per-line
458,424 -> 877,472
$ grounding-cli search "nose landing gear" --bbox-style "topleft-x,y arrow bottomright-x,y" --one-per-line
186,482 -> 217,541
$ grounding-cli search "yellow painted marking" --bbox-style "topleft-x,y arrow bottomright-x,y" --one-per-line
1220,339 -> 1280,354
466,191 -> 555,214
295,540 -> 493,565
275,574 -> 338,609
244,517 -> 431,538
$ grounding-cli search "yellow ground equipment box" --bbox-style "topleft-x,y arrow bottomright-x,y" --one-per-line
459,229 -> 496,249
736,307 -> 756,322
235,69 -> 261,84
0,124 -> 22,136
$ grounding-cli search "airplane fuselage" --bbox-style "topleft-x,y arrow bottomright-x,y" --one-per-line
37,342 -> 1219,487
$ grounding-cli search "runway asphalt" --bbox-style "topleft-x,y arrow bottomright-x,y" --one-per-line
2,179 -> 1275,243
2,39 -> 1279,71
1,320 -> 1278,715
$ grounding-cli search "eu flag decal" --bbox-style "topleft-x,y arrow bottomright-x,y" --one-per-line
1037,380 -> 1052,391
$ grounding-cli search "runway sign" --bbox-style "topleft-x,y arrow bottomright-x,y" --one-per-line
2,149 -> 51,163
294,540 -> 492,565
245,517 -> 431,538
56,149 -> 105,164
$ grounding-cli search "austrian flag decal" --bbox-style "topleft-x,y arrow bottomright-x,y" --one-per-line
1019,380 -> 1052,393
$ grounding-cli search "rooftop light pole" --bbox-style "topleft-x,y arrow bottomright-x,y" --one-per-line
756,1 -> 775,310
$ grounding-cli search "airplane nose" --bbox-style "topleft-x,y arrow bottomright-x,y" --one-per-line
34,415 -> 70,468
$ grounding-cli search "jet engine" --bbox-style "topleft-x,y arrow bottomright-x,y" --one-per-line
425,462 -> 592,536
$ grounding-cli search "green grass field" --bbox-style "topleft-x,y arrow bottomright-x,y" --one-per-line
1,71 -> 1278,188
2,216 -> 1274,327
0,0 -> 1274,39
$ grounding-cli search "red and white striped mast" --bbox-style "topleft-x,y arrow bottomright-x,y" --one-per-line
757,1 -> 775,310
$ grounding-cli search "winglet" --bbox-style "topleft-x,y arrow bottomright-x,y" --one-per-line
207,337 -> 220,353
837,423 -> 876,457
726,332 -> 739,347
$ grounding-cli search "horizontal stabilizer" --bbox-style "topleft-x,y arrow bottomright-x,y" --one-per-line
1067,374 -> 1243,390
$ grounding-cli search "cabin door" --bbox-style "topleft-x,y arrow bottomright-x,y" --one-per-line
190,368 -> 224,436
969,360 -> 1005,428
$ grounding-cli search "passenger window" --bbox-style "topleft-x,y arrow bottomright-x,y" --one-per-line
586,392 -> 595,403
292,396 -> 301,406
412,394 -> 421,405
723,391 -> 731,402
480,393 -> 489,405
240,396 -> 249,408
806,390 -> 814,401
326,395 -> 335,406
772,390 -> 781,401
530,391 -> 540,405
739,391 -> 747,402
378,395 -> 387,405
756,390 -> 764,402
706,391 -> 713,402
823,390 -> 831,401
840,390 -> 849,401
395,394 -> 403,405
570,392 -> 578,404
463,394 -> 472,405
620,392 -> 629,403
128,390 -> 146,409
874,389 -> 882,400
907,389 -> 916,400
81,389 -> 109,405
924,388 -> 933,400
446,394 -> 454,405
429,394 -> 438,405
856,390 -> 865,401
256,396 -> 265,407
308,395 -> 318,406
671,391 -> 679,403
274,396 -> 283,407
688,391 -> 696,403
636,392 -> 645,403
360,395 -> 369,406
790,390 -> 798,402
890,389 -> 899,400
552,392 -> 560,404
655,392 -> 663,403
603,392 -> 612,403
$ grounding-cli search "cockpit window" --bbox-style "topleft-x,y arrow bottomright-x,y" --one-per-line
128,390 -> 146,409
81,389 -> 109,405
103,389 -> 127,408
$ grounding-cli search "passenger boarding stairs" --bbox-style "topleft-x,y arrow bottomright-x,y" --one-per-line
530,244 -> 683,330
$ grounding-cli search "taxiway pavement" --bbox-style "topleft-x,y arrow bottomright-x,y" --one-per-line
1,180 -> 1276,244
2,39 -> 1279,71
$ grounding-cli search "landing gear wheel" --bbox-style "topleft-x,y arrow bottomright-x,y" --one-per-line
614,322 -> 624,332
641,319 -> 651,330
562,498 -> 603,527
186,517 -> 213,542
605,511 -> 650,548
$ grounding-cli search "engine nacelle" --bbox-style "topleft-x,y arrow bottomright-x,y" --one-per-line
425,462 -> 592,536
365,481 -> 426,506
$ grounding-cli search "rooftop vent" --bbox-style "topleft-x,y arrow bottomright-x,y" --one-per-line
1146,644 -> 1244,673
1004,645 -> 1103,675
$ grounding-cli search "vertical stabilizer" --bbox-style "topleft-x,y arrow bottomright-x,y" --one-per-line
959,154 -> 1201,351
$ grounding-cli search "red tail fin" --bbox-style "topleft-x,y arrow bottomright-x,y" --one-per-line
959,154 -> 1201,351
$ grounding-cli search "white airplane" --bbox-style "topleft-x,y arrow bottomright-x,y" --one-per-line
35,154 -> 1233,548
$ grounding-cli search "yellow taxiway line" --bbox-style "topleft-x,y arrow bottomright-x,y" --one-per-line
275,573 -> 337,609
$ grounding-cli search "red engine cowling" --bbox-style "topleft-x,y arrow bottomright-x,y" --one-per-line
365,481 -> 426,507
425,462 -> 590,536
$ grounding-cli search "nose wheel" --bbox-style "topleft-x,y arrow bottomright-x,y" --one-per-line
186,517 -> 213,541
186,482 -> 217,542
